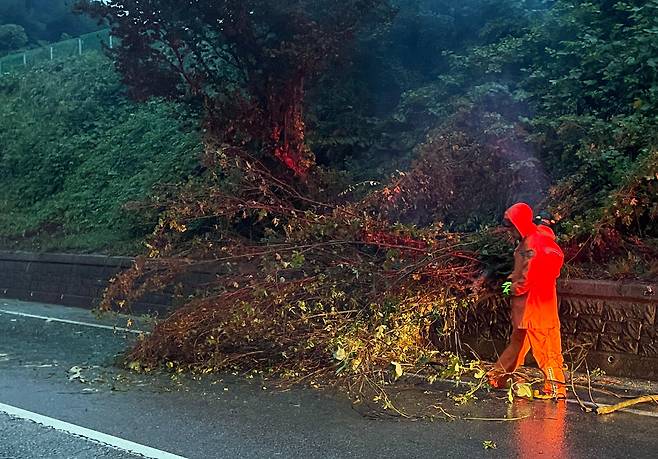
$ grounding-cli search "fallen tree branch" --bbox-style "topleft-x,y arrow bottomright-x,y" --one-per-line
595,395 -> 658,415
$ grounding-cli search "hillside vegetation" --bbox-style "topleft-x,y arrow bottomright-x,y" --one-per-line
0,52 -> 202,254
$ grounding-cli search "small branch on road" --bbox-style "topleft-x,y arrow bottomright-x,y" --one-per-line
595,395 -> 658,415
463,415 -> 530,422
430,405 -> 456,420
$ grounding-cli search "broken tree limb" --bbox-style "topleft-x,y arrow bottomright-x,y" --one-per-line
595,395 -> 658,415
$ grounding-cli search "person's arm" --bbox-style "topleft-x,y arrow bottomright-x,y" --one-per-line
511,246 -> 537,296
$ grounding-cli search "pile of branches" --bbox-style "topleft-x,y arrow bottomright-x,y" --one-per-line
104,141 -> 492,392
103,110 -> 656,398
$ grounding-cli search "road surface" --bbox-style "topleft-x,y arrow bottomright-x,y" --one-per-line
1,299 -> 657,458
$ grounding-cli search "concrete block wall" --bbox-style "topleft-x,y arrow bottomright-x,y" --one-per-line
0,251 -> 171,314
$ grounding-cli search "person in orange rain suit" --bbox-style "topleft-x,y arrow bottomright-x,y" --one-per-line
488,202 -> 567,399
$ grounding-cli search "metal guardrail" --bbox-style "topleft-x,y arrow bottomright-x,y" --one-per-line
0,29 -> 113,73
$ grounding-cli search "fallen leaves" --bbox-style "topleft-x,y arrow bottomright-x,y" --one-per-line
68,365 -> 85,383
482,440 -> 497,450
513,382 -> 534,400
333,347 -> 347,361
391,361 -> 403,379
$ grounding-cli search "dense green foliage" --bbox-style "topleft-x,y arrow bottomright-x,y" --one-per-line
0,52 -> 202,253
314,0 -> 658,246
401,0 -> 658,235
0,24 -> 28,53
308,0 -> 548,172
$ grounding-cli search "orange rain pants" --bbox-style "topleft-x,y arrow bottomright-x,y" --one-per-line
489,327 -> 566,398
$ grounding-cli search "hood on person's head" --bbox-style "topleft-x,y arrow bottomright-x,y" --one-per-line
504,202 -> 537,238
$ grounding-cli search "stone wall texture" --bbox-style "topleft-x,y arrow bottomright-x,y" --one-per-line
455,278 -> 658,380
1,251 -> 656,379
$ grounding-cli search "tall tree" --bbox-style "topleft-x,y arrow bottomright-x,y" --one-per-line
0,24 -> 28,54
77,0 -> 393,178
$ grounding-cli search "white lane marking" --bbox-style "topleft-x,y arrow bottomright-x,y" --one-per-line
0,309 -> 149,335
566,398 -> 658,418
0,402 -> 186,459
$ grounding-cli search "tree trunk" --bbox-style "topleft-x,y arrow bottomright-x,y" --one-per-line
268,76 -> 315,177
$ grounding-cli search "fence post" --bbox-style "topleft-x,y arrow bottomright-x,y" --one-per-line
109,35 -> 113,49
50,46 -> 54,60
78,38 -> 83,56
23,53 -> 27,67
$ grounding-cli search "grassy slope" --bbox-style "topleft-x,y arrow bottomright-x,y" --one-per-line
0,52 -> 202,255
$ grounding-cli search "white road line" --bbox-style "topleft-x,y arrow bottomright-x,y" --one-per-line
0,402 -> 186,459
0,309 -> 149,335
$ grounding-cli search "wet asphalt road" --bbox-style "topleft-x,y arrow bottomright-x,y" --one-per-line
0,411 -> 139,459
1,299 -> 657,458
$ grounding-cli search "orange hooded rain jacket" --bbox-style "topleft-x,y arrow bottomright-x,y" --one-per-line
505,203 -> 564,330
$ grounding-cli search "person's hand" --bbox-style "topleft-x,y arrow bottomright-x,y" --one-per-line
502,281 -> 512,296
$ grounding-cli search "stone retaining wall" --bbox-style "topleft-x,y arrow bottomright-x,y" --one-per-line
457,278 -> 658,380
1,251 -> 657,379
